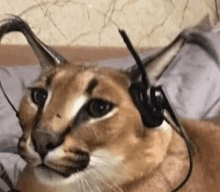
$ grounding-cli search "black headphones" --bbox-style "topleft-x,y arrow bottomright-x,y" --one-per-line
119,29 -> 166,128
119,29 -> 194,192
129,81 -> 164,127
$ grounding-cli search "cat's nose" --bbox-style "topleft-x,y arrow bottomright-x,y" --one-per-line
31,129 -> 63,159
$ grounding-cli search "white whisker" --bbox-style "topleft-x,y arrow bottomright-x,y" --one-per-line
79,174 -> 86,192
91,153 -> 139,175
95,185 -> 102,192
76,170 -> 82,192
88,169 -> 116,192
94,168 -> 123,192
84,177 -> 95,192
79,170 -> 104,192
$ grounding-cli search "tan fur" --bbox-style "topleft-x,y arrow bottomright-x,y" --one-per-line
17,63 -> 220,192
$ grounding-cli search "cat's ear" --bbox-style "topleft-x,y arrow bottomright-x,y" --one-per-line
0,15 -> 68,71
126,33 -> 186,82
126,29 -> 218,82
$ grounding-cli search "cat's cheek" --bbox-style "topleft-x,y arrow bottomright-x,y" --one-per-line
18,136 -> 42,166
19,95 -> 38,131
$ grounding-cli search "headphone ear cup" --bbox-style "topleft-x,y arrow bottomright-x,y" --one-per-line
129,82 -> 163,127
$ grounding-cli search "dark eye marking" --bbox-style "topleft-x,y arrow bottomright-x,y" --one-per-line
85,78 -> 99,95
31,88 -> 48,106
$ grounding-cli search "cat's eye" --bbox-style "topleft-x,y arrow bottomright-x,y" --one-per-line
88,99 -> 114,117
31,88 -> 48,105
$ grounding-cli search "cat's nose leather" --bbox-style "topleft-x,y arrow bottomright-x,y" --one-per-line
32,129 -> 63,159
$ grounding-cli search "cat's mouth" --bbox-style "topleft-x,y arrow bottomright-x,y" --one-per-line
38,164 -> 71,177
34,160 -> 90,182
37,151 -> 90,177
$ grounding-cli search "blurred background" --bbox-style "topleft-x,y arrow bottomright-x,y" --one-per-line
0,0 -> 219,48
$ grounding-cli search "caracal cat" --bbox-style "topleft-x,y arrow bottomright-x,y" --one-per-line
0,16 -> 220,192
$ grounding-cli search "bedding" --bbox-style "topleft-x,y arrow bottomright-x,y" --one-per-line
1,30 -> 220,191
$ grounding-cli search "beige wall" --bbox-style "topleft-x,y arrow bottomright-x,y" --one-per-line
0,0 -> 218,48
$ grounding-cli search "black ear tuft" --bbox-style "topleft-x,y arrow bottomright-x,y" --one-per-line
0,15 -> 68,71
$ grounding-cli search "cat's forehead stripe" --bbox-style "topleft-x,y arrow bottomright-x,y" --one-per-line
85,78 -> 99,95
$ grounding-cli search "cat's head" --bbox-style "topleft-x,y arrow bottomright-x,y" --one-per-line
0,16 -> 185,191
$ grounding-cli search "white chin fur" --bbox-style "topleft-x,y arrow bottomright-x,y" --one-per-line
34,149 -> 124,191
34,165 -> 64,183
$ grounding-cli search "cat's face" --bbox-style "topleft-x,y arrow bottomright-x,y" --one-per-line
18,64 -> 172,190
